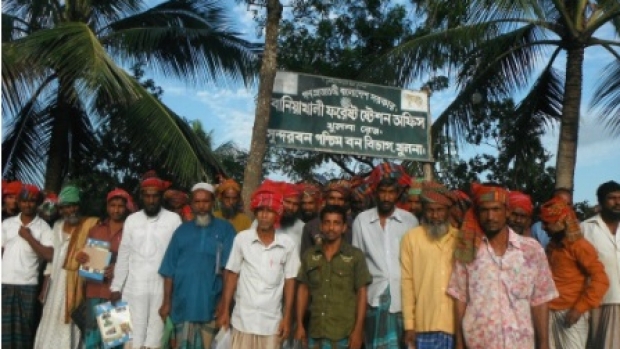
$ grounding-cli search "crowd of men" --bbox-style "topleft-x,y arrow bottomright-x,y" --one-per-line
1,165 -> 619,349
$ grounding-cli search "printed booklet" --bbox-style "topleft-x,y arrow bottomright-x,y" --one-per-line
79,238 -> 112,282
95,301 -> 132,349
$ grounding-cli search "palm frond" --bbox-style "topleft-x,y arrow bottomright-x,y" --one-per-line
13,22 -> 141,106
92,75 -> 227,185
2,96 -> 52,185
429,25 -> 558,147
590,59 -> 620,136
101,0 -> 261,86
88,0 -> 144,31
585,0 -> 620,36
513,48 -> 564,123
2,0 -> 59,32
360,21 -> 499,86
464,0 -> 548,24
458,24 -> 555,97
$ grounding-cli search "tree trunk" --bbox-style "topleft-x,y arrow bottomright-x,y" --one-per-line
44,83 -> 73,192
555,45 -> 584,190
241,0 -> 283,215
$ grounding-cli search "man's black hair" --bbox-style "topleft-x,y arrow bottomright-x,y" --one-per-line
597,181 -> 620,205
320,205 -> 348,222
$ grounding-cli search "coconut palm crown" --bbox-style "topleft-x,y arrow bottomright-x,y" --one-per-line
2,0 -> 261,191
365,0 -> 620,190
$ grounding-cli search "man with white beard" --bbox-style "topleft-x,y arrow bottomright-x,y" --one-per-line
400,182 -> 459,349
159,183 -> 236,349
110,171 -> 182,349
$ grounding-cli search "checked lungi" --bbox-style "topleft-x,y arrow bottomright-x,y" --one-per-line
308,337 -> 349,349
2,284 -> 38,349
174,321 -> 218,349
364,288 -> 405,349
416,331 -> 454,349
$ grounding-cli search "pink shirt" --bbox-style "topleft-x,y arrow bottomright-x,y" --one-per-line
447,230 -> 558,349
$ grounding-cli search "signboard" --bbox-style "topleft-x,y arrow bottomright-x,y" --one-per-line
267,72 -> 432,161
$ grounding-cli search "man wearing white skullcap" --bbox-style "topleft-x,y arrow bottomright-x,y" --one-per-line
159,183 -> 236,349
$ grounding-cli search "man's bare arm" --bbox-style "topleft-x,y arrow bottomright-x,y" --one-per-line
532,303 -> 550,349
454,300 -> 467,349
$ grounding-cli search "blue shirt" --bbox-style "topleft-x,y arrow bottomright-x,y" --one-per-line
530,221 -> 550,249
159,217 -> 236,323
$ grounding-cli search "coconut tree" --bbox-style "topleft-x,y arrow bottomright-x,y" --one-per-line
2,0 -> 260,191
365,0 -> 620,190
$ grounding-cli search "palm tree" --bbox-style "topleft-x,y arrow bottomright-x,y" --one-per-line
365,0 -> 620,190
2,0 -> 260,191
241,0 -> 283,214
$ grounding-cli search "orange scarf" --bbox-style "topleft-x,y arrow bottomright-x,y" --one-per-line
455,183 -> 509,263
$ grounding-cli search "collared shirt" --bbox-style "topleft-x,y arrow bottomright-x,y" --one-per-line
84,220 -> 123,299
159,218 -> 236,323
582,214 -> 620,304
251,218 -> 306,250
225,228 -> 300,335
447,229 -> 558,349
546,237 -> 609,311
111,208 -> 182,293
400,225 -> 458,334
2,214 -> 53,285
530,221 -> 550,248
352,207 -> 418,313
213,210 -> 252,233
300,216 -> 353,258
297,242 -> 372,341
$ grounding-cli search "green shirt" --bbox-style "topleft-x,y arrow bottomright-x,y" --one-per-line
297,242 -> 372,341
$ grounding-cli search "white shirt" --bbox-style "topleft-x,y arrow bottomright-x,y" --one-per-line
2,214 -> 53,285
251,218 -> 306,250
352,207 -> 418,313
582,214 -> 620,304
111,209 -> 182,293
226,228 -> 300,335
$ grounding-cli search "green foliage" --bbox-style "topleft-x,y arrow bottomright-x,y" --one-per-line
436,99 -> 556,207
2,0 -> 260,190
366,0 -> 620,188
73,64 -> 248,217
266,0 -> 419,179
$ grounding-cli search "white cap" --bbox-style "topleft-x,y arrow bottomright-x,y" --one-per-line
191,182 -> 214,193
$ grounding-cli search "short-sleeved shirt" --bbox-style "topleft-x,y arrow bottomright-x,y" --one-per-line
297,242 -> 372,341
225,229 -> 300,336
299,216 -> 353,257
159,218 -> 236,323
447,230 -> 558,349
2,214 -> 53,285
251,218 -> 306,250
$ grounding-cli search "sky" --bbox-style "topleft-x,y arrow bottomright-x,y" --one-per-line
148,0 -> 620,204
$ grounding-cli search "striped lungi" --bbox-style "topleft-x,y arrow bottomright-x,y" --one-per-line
416,331 -> 454,349
230,328 -> 281,349
2,284 -> 38,349
364,288 -> 405,349
549,309 -> 588,349
587,304 -> 620,349
174,321 -> 217,349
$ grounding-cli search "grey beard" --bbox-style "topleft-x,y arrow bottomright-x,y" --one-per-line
66,214 -> 80,225
424,221 -> 450,240
195,214 -> 211,227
